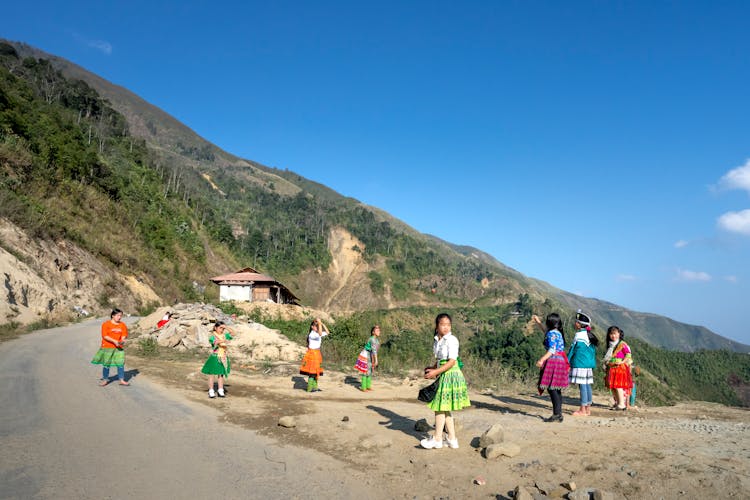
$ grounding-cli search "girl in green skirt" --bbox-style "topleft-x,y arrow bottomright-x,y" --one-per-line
420,313 -> 471,450
201,321 -> 234,398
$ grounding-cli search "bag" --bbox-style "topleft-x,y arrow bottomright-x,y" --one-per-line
418,377 -> 440,402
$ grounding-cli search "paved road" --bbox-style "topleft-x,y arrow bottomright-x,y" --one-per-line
0,318 -> 368,499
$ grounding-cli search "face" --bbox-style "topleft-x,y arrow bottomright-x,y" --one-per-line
373,326 -> 381,336
112,312 -> 123,322
609,328 -> 621,342
437,317 -> 451,336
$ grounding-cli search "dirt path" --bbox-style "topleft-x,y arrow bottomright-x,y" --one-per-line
131,352 -> 750,499
0,319 -> 375,500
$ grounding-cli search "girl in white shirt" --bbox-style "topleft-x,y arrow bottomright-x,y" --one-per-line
299,318 -> 329,392
420,313 -> 471,449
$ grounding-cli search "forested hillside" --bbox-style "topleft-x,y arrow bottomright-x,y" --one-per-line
1,39 -> 749,406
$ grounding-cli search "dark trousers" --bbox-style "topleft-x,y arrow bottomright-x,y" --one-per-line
548,389 -> 562,415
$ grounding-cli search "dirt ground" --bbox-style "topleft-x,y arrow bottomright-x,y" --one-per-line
129,352 -> 749,500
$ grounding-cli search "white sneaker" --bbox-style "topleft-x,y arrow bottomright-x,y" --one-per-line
208,389 -> 216,398
446,438 -> 459,449
420,437 -> 443,449
217,388 -> 225,397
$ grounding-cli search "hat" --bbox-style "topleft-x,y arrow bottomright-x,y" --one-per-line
575,309 -> 591,326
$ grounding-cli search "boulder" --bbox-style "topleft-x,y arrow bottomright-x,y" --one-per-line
479,423 -> 504,448
484,442 -> 521,459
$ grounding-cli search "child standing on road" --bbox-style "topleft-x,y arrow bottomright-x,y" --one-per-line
300,318 -> 329,392
568,310 -> 599,416
201,321 -> 234,398
91,308 -> 130,386
532,312 -> 570,422
354,325 -> 381,391
420,313 -> 471,450
603,326 -> 633,410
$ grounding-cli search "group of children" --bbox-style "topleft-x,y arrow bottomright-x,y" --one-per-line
92,306 -> 632,450
533,310 -> 636,422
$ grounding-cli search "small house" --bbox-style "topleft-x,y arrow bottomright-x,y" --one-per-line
209,267 -> 300,305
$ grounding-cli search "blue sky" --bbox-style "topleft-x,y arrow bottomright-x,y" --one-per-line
4,1 -> 749,344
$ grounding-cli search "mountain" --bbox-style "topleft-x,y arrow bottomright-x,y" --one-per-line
1,38 -> 747,354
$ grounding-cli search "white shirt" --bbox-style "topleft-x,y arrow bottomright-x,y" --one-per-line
433,332 -> 459,360
307,330 -> 328,349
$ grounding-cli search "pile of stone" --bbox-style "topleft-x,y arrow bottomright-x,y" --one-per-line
133,303 -> 306,364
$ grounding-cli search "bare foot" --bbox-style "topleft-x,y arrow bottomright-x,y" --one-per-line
572,410 -> 586,416
119,380 -> 130,386
99,379 -> 109,386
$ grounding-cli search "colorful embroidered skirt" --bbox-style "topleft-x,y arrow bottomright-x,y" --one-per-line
538,355 -> 570,391
201,353 -> 231,376
300,348 -> 324,377
569,367 -> 594,385
91,348 -> 125,367
428,364 -> 471,412
606,364 -> 632,389
354,349 -> 371,375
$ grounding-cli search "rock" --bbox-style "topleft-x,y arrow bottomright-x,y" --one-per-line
513,485 -> 534,500
567,491 -> 590,500
278,416 -> 296,428
473,476 -> 486,485
479,423 -> 505,447
483,442 -> 521,459
342,416 -> 349,422
414,418 -> 431,432
564,481 -> 577,491
592,490 -> 614,500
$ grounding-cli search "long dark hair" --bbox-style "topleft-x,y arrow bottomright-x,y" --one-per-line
587,329 -> 600,347
434,312 -> 452,334
545,313 -> 566,344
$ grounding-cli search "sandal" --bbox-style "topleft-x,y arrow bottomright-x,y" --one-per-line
99,379 -> 109,386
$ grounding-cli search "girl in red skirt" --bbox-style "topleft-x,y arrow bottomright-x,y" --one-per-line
299,318 -> 329,392
603,326 -> 633,410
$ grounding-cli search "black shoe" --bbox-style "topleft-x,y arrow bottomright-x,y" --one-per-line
544,414 -> 564,423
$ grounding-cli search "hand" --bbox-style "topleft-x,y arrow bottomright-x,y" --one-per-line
532,315 -> 542,325
535,359 -> 544,368
424,368 -> 438,379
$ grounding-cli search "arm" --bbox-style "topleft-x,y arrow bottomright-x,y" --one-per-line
531,315 -> 546,334
425,359 -> 455,379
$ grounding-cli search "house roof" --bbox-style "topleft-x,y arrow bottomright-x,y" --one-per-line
209,269 -> 300,302
209,271 -> 276,284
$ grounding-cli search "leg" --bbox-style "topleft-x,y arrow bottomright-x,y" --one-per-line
307,376 -> 315,392
615,388 -> 625,409
117,365 -> 129,385
100,367 -> 110,385
360,375 -> 366,391
572,384 -> 586,416
217,375 -> 225,396
583,384 -> 592,414
444,412 -> 456,441
208,375 -> 215,391
434,411 -> 446,441
546,389 -> 563,421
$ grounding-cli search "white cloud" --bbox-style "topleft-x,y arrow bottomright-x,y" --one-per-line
88,40 -> 113,55
717,159 -> 750,194
724,275 -> 739,283
72,32 -> 113,55
675,269 -> 712,282
615,274 -> 637,282
717,209 -> 750,235
674,240 -> 688,249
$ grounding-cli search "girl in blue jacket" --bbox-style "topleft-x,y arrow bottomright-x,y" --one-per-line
568,310 -> 599,416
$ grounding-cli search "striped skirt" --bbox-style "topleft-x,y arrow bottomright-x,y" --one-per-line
570,367 -> 594,385
538,355 -> 570,391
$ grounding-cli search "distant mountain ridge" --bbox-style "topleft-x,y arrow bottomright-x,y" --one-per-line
1,38 -> 747,353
